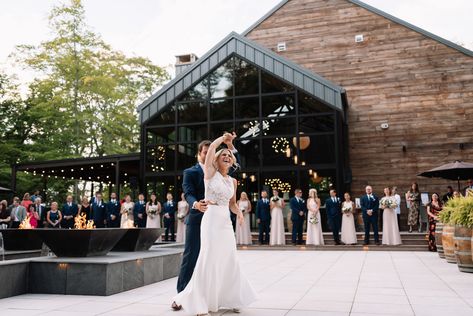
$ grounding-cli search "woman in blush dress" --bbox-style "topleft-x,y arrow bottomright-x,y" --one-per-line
120,194 -> 135,228
270,189 -> 286,246
236,192 -> 253,245
341,193 -> 357,245
176,193 -> 189,243
146,192 -> 162,242
381,187 -> 402,245
306,189 -> 324,245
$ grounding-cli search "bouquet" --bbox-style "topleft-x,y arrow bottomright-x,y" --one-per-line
148,206 -> 158,219
308,214 -> 319,225
342,205 -> 352,214
380,198 -> 398,210
177,213 -> 186,222
271,196 -> 280,203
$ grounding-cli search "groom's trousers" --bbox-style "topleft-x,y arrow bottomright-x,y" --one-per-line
362,212 -> 379,244
176,224 -> 201,292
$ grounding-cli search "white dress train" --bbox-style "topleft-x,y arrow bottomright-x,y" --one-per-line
306,198 -> 324,245
173,172 -> 257,314
270,198 -> 286,245
236,200 -> 252,245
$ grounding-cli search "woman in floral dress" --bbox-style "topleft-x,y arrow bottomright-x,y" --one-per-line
406,182 -> 421,233
426,193 -> 442,252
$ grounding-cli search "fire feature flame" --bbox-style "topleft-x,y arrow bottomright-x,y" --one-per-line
19,216 -> 33,229
74,212 -> 95,229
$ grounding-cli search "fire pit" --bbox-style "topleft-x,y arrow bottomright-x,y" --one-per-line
0,229 -> 43,251
35,228 -> 127,257
111,228 -> 164,252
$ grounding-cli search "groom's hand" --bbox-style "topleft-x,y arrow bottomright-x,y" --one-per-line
195,200 -> 208,213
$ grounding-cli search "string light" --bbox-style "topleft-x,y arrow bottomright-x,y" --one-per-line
272,137 -> 290,154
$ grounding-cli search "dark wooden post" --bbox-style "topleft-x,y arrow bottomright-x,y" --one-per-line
115,160 -> 120,198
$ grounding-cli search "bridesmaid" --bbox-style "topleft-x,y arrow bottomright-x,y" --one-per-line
306,189 -> 324,245
146,192 -> 162,242
176,193 -> 189,243
236,192 -> 253,245
427,193 -> 442,252
406,182 -> 421,233
341,192 -> 357,245
381,187 -> 402,245
270,189 -> 286,245
120,194 -> 135,228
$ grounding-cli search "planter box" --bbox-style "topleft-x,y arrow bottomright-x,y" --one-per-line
111,228 -> 164,252
0,229 -> 43,251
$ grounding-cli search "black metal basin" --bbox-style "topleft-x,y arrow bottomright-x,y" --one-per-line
111,228 -> 164,252
0,229 -> 43,251
35,228 -> 127,257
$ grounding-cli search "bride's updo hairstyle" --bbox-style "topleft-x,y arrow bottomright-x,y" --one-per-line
213,148 -> 240,171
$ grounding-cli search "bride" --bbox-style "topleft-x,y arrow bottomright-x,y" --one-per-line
173,132 -> 257,315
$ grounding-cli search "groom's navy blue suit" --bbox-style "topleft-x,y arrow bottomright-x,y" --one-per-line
177,153 -> 239,293
360,194 -> 380,244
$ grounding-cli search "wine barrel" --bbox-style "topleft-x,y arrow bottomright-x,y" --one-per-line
442,224 -> 456,263
435,221 -> 445,258
454,226 -> 473,273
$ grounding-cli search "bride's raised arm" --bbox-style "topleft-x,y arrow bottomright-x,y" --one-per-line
204,133 -> 234,180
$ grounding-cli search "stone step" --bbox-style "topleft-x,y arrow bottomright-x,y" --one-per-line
238,244 -> 429,252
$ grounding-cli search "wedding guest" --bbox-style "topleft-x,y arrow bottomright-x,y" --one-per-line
442,186 -> 454,203
163,193 -> 176,241
120,194 -> 134,228
270,189 -> 286,246
30,190 -> 41,203
464,179 -> 473,196
236,192 -> 252,245
47,202 -> 62,228
91,192 -> 106,228
392,187 -> 402,230
380,187 -> 402,245
341,192 -> 357,245
176,193 -> 189,243
146,193 -> 162,242
0,200 -> 11,229
360,186 -> 380,245
290,188 -> 307,245
427,193 -> 443,252
78,197 -> 91,221
306,189 -> 324,246
256,190 -> 271,245
453,191 -> 461,198
34,197 -> 47,228
406,182 -> 420,233
21,193 -> 33,210
106,192 -> 121,228
26,204 -> 40,228
10,197 -> 27,228
62,195 -> 78,229
325,189 -> 342,245
133,193 -> 147,228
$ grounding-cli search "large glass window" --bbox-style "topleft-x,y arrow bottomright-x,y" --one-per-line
262,94 -> 295,117
234,59 -> 258,96
177,101 -> 207,124
178,125 -> 208,142
209,60 -> 233,99
210,99 -> 233,121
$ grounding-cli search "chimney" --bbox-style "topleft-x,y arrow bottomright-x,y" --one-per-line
175,53 -> 198,77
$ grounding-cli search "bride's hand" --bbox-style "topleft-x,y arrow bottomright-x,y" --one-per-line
223,132 -> 236,144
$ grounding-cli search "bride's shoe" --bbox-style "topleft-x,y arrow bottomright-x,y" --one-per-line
232,308 -> 241,313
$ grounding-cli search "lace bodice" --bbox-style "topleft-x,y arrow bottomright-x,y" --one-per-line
205,172 -> 234,206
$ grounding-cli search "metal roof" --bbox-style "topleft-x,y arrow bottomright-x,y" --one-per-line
138,32 -> 345,125
241,0 -> 473,58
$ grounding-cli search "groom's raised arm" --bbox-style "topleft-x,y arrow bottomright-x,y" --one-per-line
183,169 -> 198,210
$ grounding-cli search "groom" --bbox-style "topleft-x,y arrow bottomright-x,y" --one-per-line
360,185 -> 380,245
173,134 -> 239,311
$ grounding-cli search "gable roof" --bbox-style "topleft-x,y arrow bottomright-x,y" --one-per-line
138,32 -> 345,125
242,0 -> 473,58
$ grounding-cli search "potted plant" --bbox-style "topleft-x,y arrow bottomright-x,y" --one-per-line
449,197 -> 473,273
439,198 -> 457,264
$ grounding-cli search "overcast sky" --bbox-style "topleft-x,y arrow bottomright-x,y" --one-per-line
1,0 -> 472,81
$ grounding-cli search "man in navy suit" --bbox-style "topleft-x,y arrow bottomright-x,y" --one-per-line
325,189 -> 342,245
174,136 -> 239,310
163,193 -> 176,241
33,197 -> 47,228
106,192 -> 121,228
256,190 -> 271,245
91,192 -> 106,228
133,193 -> 147,228
360,185 -> 380,245
61,195 -> 78,229
290,188 -> 307,245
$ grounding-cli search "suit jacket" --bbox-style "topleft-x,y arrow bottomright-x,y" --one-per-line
91,200 -> 106,226
10,205 -> 27,222
183,163 -> 206,226
162,201 -> 176,221
290,197 -> 307,222
325,197 -> 342,218
360,194 -> 380,216
256,199 -> 271,222
62,203 -> 79,217
34,204 -> 47,227
106,200 -> 121,221
133,200 -> 147,225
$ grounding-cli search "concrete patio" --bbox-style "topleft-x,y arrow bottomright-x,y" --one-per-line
0,250 -> 472,316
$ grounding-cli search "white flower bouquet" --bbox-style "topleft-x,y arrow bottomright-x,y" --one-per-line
177,213 -> 186,221
380,198 -> 398,210
309,214 -> 319,225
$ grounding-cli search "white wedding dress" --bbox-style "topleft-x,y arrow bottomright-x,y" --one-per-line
173,171 -> 257,314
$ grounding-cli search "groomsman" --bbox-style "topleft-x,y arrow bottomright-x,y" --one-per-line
290,189 -> 307,245
34,197 -> 47,228
256,190 -> 271,245
360,185 -> 380,245
106,192 -> 121,228
61,195 -> 78,229
91,192 -> 106,228
134,193 -> 147,228
163,193 -> 176,241
325,189 -> 342,245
